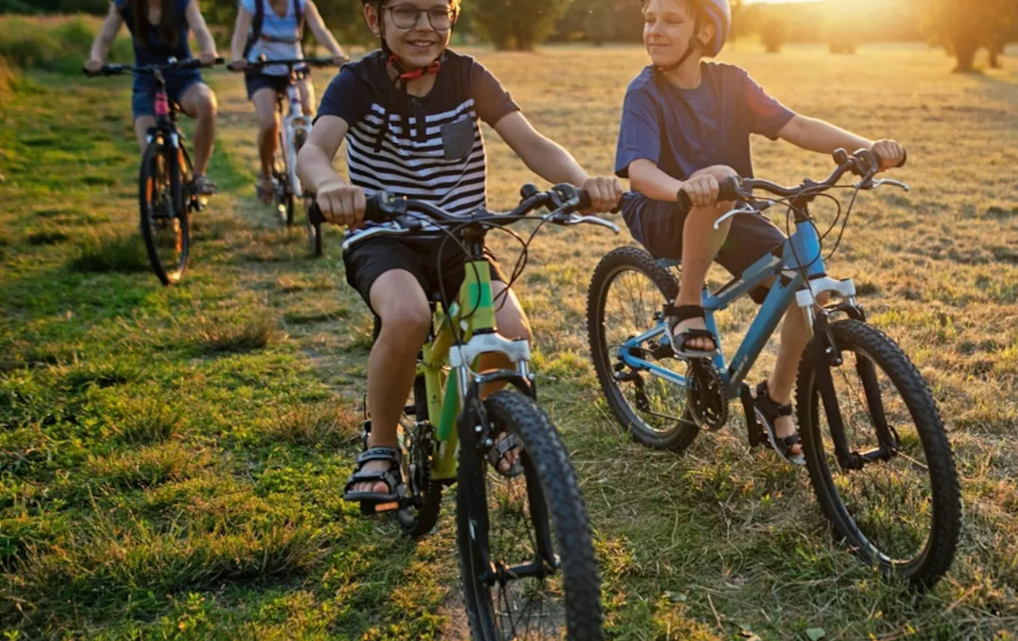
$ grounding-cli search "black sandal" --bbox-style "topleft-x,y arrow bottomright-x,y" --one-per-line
667,304 -> 720,359
487,433 -> 523,478
343,446 -> 405,512
753,381 -> 805,467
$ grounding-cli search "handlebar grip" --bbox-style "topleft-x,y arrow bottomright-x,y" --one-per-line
873,148 -> 907,169
718,176 -> 740,202
577,190 -> 592,210
363,193 -> 390,224
307,202 -> 326,225
677,188 -> 692,214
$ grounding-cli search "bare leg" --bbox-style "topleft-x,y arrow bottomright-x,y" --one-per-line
178,83 -> 217,176
766,293 -> 830,455
298,77 -> 316,116
673,165 -> 739,350
133,116 -> 157,153
352,270 -> 432,493
252,87 -> 280,199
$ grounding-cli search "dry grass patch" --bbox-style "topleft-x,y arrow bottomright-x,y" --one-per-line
193,311 -> 280,355
83,442 -> 209,490
259,399 -> 360,448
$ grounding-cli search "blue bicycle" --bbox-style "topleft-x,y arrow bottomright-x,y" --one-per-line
586,149 -> 960,588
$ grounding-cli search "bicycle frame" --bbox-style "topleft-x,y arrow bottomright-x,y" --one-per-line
278,68 -> 312,199
617,208 -> 858,400
414,234 -> 534,483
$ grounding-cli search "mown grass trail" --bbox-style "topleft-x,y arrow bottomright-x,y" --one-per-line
1,45 -> 1017,640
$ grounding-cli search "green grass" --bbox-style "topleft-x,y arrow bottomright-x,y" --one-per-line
1,43 -> 1017,640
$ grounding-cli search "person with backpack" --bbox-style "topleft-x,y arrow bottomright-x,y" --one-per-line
229,0 -> 347,204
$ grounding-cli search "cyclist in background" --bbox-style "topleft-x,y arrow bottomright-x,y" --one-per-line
229,0 -> 347,204
86,0 -> 220,195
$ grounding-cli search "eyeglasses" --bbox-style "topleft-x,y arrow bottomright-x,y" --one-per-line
384,4 -> 457,30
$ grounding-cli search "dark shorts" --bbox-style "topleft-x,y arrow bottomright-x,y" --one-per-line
623,193 -> 786,304
244,70 -> 309,100
131,71 -> 203,120
343,234 -> 507,313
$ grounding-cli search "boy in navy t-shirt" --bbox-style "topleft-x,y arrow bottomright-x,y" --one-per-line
616,0 -> 906,464
297,0 -> 622,507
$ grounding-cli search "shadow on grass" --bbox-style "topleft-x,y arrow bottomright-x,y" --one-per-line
67,231 -> 149,274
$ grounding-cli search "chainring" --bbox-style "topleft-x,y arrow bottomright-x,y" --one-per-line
686,360 -> 728,431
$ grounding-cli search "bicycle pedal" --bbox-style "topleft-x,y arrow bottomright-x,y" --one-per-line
739,382 -> 765,447
372,501 -> 400,513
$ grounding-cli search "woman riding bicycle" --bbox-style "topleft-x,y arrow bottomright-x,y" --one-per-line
86,0 -> 220,196
617,0 -> 905,465
297,0 -> 621,510
228,0 -> 347,204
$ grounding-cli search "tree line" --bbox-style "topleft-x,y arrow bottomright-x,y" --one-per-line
1,0 -> 1014,72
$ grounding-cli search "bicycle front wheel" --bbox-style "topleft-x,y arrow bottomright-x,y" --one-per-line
139,140 -> 189,286
457,391 -> 603,641
796,319 -> 961,588
293,129 -> 322,257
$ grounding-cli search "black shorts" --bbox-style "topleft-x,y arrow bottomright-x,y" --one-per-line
244,70 -> 309,100
623,194 -> 786,304
343,234 -> 507,313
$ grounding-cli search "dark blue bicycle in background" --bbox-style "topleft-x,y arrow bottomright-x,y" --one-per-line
586,148 -> 961,588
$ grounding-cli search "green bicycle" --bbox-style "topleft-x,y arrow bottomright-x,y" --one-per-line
311,184 -> 614,640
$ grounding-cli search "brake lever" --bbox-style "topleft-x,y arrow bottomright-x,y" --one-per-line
571,215 -> 620,233
544,211 -> 620,233
712,202 -> 771,231
853,177 -> 910,192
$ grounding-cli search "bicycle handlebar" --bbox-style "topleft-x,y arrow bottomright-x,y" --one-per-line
83,57 -> 224,77
228,57 -> 341,72
678,147 -> 908,215
308,183 -> 613,233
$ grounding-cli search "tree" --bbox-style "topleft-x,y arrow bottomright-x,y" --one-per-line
761,16 -> 787,54
583,0 -> 615,46
475,0 -> 572,51
920,0 -> 1016,73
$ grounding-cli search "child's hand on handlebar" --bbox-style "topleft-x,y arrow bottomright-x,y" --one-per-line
870,139 -> 906,171
227,59 -> 249,72
680,174 -> 721,208
198,51 -> 219,66
580,176 -> 623,213
317,183 -> 367,229
84,59 -> 103,74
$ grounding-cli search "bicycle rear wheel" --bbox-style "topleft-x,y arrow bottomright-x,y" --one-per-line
139,139 -> 189,286
586,246 -> 699,452
457,391 -> 603,641
274,130 -> 294,226
797,319 -> 961,588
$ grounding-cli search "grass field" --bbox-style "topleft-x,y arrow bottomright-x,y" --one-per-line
1,42 -> 1017,640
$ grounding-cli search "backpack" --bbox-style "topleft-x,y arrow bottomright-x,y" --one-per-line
243,0 -> 305,59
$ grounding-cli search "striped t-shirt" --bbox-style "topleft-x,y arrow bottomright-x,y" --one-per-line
316,50 -> 520,232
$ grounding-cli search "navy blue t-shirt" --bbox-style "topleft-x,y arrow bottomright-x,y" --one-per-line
317,49 -> 519,223
615,62 -> 795,217
116,0 -> 196,88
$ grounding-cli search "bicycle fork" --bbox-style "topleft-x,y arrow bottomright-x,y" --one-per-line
453,338 -> 558,584
810,311 -> 899,472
